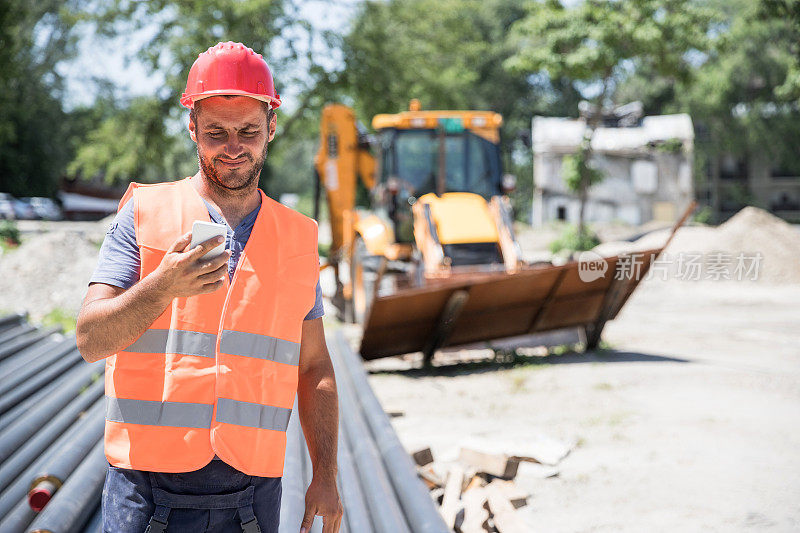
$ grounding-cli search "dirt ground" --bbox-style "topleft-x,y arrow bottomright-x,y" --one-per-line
356,278 -> 800,532
5,213 -> 798,531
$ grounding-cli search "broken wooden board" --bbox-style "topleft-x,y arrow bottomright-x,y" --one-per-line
456,487 -> 490,533
517,461 -> 560,479
412,447 -> 435,466
486,484 -> 529,533
486,479 -> 528,509
459,434 -> 577,466
459,448 -> 520,479
418,464 -> 445,489
440,464 -> 465,528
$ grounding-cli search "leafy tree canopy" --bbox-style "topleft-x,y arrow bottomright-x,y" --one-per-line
68,0 -> 294,187
506,0 -> 714,125
0,0 -> 83,196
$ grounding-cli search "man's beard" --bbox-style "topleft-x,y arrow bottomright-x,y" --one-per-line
198,141 -> 268,192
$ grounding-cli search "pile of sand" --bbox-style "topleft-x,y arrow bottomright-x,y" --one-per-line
0,230 -> 103,321
592,207 -> 800,284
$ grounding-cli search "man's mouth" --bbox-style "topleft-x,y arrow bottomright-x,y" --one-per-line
217,156 -> 248,168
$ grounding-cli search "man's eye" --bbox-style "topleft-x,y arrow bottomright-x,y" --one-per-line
240,130 -> 258,137
208,131 -> 225,138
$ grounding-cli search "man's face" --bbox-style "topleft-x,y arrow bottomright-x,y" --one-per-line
189,96 -> 276,191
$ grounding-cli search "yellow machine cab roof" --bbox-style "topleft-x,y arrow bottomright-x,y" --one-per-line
372,99 -> 502,132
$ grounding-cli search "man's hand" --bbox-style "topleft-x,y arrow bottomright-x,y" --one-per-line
151,232 -> 230,298
301,475 -> 342,533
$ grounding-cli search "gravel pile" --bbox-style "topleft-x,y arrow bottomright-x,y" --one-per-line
593,206 -> 800,284
0,228 -> 105,321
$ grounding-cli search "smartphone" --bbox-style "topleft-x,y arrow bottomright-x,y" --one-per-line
190,220 -> 227,260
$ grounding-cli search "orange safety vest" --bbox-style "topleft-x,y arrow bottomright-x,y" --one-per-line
103,177 -> 319,476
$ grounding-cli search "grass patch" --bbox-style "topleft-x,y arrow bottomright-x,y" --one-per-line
549,223 -> 600,255
548,343 -> 581,356
41,308 -> 77,333
0,219 -> 21,247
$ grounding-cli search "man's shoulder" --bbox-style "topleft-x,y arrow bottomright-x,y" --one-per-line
120,179 -> 184,211
265,195 -> 318,232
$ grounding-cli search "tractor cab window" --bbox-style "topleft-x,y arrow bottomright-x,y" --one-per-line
464,133 -> 502,198
394,130 -> 436,193
379,128 -> 503,199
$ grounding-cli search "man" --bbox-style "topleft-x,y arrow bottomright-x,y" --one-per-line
76,42 -> 342,533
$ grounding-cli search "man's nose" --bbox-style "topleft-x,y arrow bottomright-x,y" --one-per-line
223,137 -> 244,158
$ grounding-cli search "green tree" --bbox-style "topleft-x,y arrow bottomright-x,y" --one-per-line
506,0 -> 713,236
616,0 -> 800,219
681,0 -> 800,179
339,0 -> 572,220
68,0 -> 296,189
0,1 -> 82,197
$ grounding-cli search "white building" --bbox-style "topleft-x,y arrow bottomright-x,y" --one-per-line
531,112 -> 695,227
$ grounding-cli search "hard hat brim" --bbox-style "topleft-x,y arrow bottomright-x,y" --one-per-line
181,89 -> 281,110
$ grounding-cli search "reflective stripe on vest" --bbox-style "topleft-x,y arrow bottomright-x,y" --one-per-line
124,329 -> 216,358
215,398 -> 292,431
121,329 -> 301,366
106,397 -> 213,428
106,396 -> 293,432
218,330 -> 300,366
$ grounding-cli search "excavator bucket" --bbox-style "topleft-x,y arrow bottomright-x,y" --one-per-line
359,201 -> 695,361
359,248 -> 661,360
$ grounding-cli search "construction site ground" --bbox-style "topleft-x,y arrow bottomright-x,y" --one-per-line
350,278 -> 800,532
2,209 -> 798,532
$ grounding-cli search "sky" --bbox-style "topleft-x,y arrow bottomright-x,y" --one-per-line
56,0 -> 361,112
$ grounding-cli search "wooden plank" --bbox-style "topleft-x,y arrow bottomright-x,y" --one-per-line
486,484 -> 528,533
412,447 -> 434,466
457,487 -> 490,533
486,479 -> 529,509
464,475 -> 484,493
417,464 -> 445,489
440,464 -> 465,528
459,448 -> 520,480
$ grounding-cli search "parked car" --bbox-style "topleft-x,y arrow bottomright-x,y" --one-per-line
11,198 -> 36,220
0,193 -> 16,220
22,197 -> 63,220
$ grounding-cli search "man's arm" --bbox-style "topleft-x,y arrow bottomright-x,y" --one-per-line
76,232 -> 229,363
77,279 -> 174,363
297,317 -> 342,533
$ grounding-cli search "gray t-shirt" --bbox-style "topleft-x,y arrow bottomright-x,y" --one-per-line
90,195 -> 324,320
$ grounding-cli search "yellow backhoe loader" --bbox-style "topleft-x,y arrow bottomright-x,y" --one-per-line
314,101 -> 690,363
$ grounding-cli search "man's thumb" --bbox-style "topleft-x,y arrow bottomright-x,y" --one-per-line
168,232 -> 192,253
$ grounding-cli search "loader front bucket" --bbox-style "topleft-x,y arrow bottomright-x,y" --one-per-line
359,248 -> 663,361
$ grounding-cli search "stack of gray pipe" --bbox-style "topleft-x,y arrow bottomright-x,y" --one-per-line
279,331 -> 449,533
0,313 -> 447,532
0,313 -> 106,533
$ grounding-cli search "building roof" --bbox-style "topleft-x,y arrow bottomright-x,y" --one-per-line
532,114 -> 694,155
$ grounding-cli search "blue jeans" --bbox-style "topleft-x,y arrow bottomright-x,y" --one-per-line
102,459 -> 282,532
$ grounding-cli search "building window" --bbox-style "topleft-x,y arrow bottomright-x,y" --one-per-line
556,205 -> 567,221
770,153 -> 800,180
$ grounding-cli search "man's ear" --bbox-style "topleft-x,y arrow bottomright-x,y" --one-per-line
188,116 -> 197,143
268,112 -> 277,143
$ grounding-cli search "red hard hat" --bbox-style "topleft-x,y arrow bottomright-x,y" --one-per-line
180,41 -> 281,110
